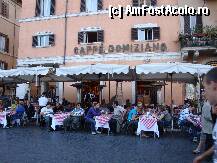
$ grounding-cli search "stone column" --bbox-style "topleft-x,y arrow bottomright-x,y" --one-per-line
77,88 -> 81,103
131,81 -> 136,104
157,89 -> 162,105
57,82 -> 63,104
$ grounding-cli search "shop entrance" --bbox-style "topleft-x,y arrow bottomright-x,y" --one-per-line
136,81 -> 162,105
81,81 -> 100,106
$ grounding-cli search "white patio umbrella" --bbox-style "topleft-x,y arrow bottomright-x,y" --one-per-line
0,66 -> 51,84
56,63 -> 131,101
136,63 -> 212,82
136,62 -> 213,130
56,63 -> 130,76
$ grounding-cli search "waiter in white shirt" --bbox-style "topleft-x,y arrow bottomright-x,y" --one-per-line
38,92 -> 48,112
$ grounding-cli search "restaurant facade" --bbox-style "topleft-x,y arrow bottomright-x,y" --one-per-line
17,0 -> 216,106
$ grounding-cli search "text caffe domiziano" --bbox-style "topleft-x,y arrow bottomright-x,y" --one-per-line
74,42 -> 168,55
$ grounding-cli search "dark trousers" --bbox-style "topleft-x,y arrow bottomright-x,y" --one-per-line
6,115 -> 12,127
85,118 -> 96,132
204,134 -> 214,162
109,118 -> 117,133
128,120 -> 138,135
205,134 -> 214,151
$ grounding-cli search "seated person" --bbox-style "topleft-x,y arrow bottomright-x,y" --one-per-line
178,104 -> 195,126
127,102 -> 144,135
64,103 -> 74,112
62,98 -> 69,106
100,106 -> 110,114
40,102 -> 53,128
178,104 -> 201,140
11,100 -> 17,111
153,107 -> 172,135
156,107 -> 172,125
12,101 -> 25,125
53,103 -> 64,113
63,103 -> 84,131
85,102 -> 102,135
0,100 -> 4,112
109,101 -> 126,134
24,100 -> 35,120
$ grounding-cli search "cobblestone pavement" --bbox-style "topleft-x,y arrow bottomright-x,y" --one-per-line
0,127 -> 195,163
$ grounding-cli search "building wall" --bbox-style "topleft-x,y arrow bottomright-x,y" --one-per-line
0,0 -> 21,69
178,0 -> 217,28
18,0 -> 186,105
19,0 -> 180,60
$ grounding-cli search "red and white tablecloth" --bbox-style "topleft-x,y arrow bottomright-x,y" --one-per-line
190,116 -> 202,128
51,113 -> 71,130
0,112 -> 7,128
136,116 -> 159,137
95,114 -> 113,130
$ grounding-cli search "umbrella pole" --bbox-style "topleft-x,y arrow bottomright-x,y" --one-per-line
198,74 -> 201,113
164,80 -> 166,104
109,79 -> 111,102
170,73 -> 174,130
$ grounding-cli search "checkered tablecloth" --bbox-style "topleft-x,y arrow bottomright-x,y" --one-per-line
190,116 -> 202,128
51,112 -> 71,130
137,116 -> 159,137
0,112 -> 7,128
95,114 -> 113,130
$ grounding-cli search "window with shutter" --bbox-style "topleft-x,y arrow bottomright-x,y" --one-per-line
4,62 -> 8,70
35,0 -> 54,17
32,36 -> 38,47
86,0 -> 98,12
80,0 -> 86,12
0,34 -> 7,52
153,27 -> 160,40
2,1 -> 9,18
5,37 -> 9,52
50,0 -> 55,15
151,0 -> 157,6
131,28 -> 138,41
196,16 -> 203,33
0,0 -> 2,16
184,16 -> 190,34
97,30 -> 104,42
32,34 -> 54,48
78,32 -> 84,44
132,0 -> 139,7
145,0 -> 157,6
35,0 -> 41,16
49,34 -> 55,46
0,61 -> 7,70
97,0 -> 103,11
135,27 -> 159,41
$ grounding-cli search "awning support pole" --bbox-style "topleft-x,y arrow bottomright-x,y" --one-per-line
170,73 -> 174,130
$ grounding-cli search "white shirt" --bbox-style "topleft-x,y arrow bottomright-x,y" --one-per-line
41,107 -> 53,116
71,108 -> 84,116
179,108 -> 191,122
38,96 -> 48,107
114,105 -> 125,116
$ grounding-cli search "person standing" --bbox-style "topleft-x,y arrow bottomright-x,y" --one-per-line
193,100 -> 213,154
194,67 -> 217,163
38,92 -> 48,112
